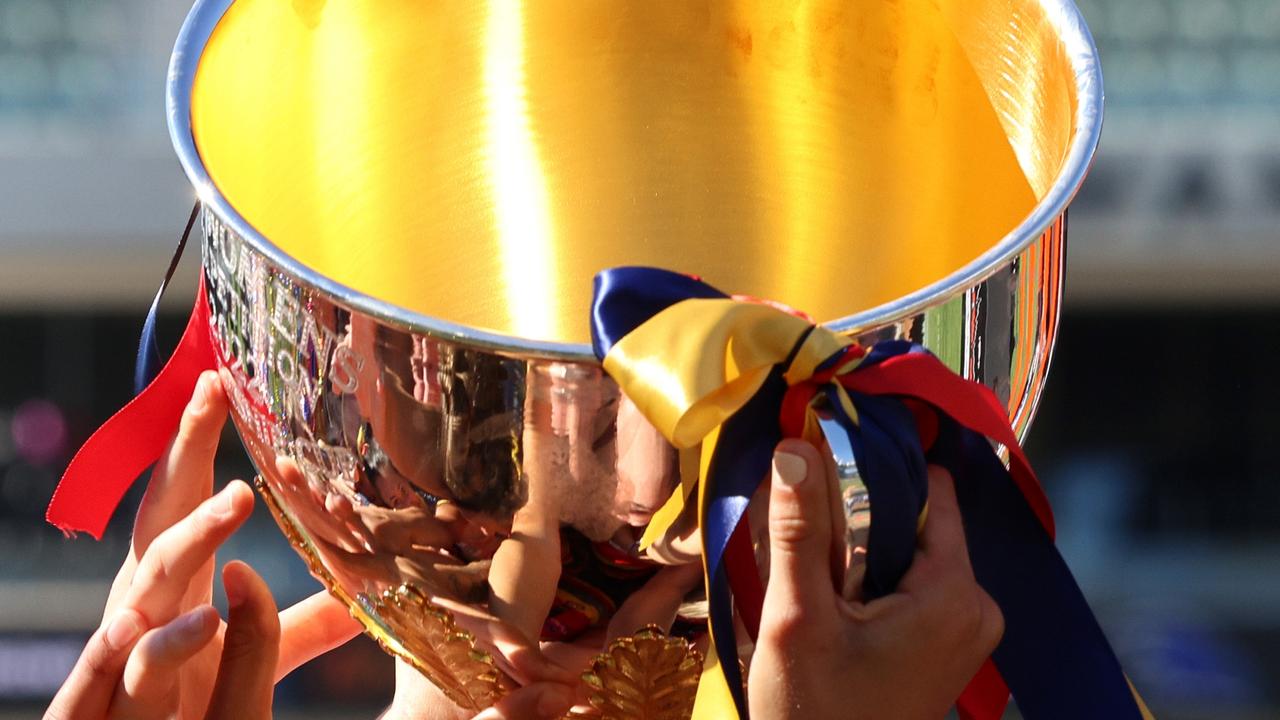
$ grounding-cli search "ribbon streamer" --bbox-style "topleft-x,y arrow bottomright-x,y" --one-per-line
47,207 -> 216,539
590,266 -> 1149,720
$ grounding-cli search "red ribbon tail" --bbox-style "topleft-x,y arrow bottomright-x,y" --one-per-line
46,278 -> 216,539
957,658 -> 1011,720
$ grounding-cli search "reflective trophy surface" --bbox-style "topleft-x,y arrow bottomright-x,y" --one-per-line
167,0 -> 1101,714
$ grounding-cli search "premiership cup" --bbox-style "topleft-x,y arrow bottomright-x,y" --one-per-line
164,0 -> 1102,714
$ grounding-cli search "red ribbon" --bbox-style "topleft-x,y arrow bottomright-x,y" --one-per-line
47,278 -> 217,539
843,353 -> 1054,538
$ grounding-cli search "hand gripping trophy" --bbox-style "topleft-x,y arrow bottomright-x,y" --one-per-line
50,1 -> 1153,718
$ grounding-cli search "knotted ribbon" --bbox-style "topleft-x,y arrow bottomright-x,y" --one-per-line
591,267 -> 1152,720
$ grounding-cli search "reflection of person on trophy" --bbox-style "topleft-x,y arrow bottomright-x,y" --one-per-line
271,455 -> 492,604
489,361 -> 705,648
272,314 -> 516,603
486,363 -> 565,643
615,396 -> 702,566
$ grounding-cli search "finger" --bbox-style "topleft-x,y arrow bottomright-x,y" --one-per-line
430,596 -> 577,686
106,372 -> 229,615
275,591 -> 363,681
540,637 -> 602,677
644,525 -> 701,566
644,492 -> 702,566
112,606 -> 220,720
367,507 -> 454,551
471,682 -> 576,720
606,563 -> 702,642
822,445 -> 848,588
898,466 -> 980,606
136,371 -> 229,551
123,481 -> 254,626
323,493 -> 374,549
762,440 -> 838,614
206,562 -> 281,720
912,466 -> 971,570
44,610 -> 146,720
841,546 -> 867,602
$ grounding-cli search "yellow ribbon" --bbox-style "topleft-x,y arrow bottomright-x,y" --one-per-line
603,298 -> 851,547
601,296 -> 861,719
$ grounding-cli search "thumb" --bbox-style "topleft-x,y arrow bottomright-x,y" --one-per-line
763,439 -> 837,613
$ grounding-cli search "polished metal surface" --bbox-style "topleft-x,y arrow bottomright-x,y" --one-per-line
169,0 -> 1100,711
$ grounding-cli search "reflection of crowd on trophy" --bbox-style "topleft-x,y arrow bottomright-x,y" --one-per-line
248,301 -> 710,665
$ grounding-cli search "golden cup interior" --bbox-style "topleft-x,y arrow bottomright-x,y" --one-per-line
191,0 -> 1078,345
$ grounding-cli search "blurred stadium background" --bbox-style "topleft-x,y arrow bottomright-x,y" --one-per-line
0,0 -> 1277,717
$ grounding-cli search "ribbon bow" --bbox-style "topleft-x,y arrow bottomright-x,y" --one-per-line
591,267 -> 1151,720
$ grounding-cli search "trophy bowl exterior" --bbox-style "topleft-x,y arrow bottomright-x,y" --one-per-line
170,0 -> 1100,712
198,204 -> 1065,710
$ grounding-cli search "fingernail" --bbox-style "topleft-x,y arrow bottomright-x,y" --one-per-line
208,484 -> 236,517
773,451 -> 807,487
536,684 -> 575,716
105,611 -> 144,649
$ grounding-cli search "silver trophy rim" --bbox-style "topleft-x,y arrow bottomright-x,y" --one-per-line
166,0 -> 1103,362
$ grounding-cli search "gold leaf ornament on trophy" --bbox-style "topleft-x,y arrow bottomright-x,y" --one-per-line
582,626 -> 703,720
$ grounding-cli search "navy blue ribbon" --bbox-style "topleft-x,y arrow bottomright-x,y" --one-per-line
135,203 -> 200,394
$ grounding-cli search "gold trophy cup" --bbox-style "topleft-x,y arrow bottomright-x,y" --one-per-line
164,0 -> 1101,714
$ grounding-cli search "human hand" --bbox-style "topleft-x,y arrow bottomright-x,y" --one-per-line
378,595 -> 579,720
380,657 -> 578,720
748,439 -> 1004,720
46,371 -> 362,719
